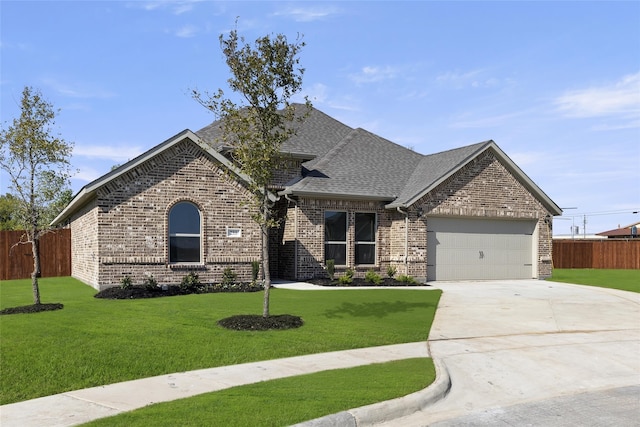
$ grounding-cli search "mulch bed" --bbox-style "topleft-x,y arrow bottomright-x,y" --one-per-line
218,314 -> 304,331
0,303 -> 64,315
94,283 -> 264,300
307,277 -> 422,287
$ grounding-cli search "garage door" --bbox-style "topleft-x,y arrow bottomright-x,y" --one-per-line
427,217 -> 537,281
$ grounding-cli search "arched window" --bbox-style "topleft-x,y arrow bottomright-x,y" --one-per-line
168,202 -> 201,263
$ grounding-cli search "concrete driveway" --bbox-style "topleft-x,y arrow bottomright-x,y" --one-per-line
377,279 -> 640,426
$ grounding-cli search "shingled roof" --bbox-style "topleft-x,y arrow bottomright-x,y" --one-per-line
196,104 -> 561,214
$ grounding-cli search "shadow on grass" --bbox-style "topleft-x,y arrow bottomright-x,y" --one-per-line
324,301 -> 433,319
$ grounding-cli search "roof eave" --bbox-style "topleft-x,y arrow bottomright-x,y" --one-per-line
280,188 -> 394,202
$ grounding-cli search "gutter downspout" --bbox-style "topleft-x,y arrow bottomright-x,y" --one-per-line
397,207 -> 409,275
285,194 -> 298,280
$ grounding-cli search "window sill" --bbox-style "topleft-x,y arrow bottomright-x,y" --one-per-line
169,263 -> 206,271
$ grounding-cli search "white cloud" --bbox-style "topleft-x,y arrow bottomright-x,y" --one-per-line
349,65 -> 399,84
175,24 -> 198,38
554,72 -> 640,120
272,6 -> 340,22
131,0 -> 200,15
436,69 -> 502,89
74,144 -> 143,163
41,78 -> 116,99
299,83 -> 328,103
72,166 -> 102,184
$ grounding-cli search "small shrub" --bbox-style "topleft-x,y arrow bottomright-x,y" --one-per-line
386,265 -> 397,278
143,275 -> 158,291
365,269 -> 382,285
326,259 -> 335,280
338,268 -> 354,285
120,275 -> 133,290
180,271 -> 202,292
397,274 -> 418,285
251,261 -> 260,282
221,267 -> 237,286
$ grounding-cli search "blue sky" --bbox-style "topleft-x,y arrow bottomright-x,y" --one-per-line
1,1 -> 639,236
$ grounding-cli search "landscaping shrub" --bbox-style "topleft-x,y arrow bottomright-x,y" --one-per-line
251,261 -> 260,282
180,271 -> 202,292
386,265 -> 397,278
365,269 -> 382,285
221,267 -> 237,286
120,275 -> 133,290
338,268 -> 354,285
143,275 -> 158,291
397,274 -> 418,285
326,259 -> 335,280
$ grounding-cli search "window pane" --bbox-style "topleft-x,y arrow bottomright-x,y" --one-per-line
169,202 -> 200,235
355,213 -> 375,242
170,236 -> 200,262
325,243 -> 346,265
355,244 -> 375,265
325,211 -> 346,241
169,202 -> 201,263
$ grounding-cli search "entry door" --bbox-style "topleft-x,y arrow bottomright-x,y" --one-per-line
427,217 -> 536,281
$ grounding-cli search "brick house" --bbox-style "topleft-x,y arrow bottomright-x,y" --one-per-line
53,105 -> 561,290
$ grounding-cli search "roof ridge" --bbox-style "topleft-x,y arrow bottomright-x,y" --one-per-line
309,128 -> 360,171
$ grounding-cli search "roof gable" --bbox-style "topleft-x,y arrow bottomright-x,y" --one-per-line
52,130 -> 262,225
387,140 -> 562,215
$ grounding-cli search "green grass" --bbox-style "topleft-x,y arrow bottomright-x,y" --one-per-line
548,269 -> 640,293
0,277 -> 441,404
84,358 -> 435,427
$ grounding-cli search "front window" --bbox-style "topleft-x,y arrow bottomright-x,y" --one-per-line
169,202 -> 201,263
324,211 -> 347,265
355,212 -> 376,264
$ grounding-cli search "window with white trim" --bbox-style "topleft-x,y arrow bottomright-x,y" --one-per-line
168,201 -> 201,263
355,212 -> 376,265
324,211 -> 347,265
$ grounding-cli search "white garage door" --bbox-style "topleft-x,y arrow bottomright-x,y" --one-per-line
427,217 -> 537,281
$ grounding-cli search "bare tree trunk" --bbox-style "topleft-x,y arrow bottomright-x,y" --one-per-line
262,221 -> 271,318
31,231 -> 41,305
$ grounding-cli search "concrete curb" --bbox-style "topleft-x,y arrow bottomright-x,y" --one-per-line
292,357 -> 451,427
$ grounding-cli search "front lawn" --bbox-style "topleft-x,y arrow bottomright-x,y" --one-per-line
548,269 -> 640,293
0,277 -> 441,405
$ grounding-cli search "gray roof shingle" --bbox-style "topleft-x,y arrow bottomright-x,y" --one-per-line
196,104 -> 561,214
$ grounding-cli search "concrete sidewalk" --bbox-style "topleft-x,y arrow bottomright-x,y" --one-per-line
0,342 -> 432,427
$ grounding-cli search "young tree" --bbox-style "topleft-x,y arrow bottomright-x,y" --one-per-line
0,86 -> 73,305
193,28 -> 311,318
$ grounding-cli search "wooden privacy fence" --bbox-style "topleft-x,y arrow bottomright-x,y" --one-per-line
553,239 -> 640,269
0,229 -> 71,280
3,231 -> 638,279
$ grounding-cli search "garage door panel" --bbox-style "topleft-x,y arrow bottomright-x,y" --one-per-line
427,217 -> 535,281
